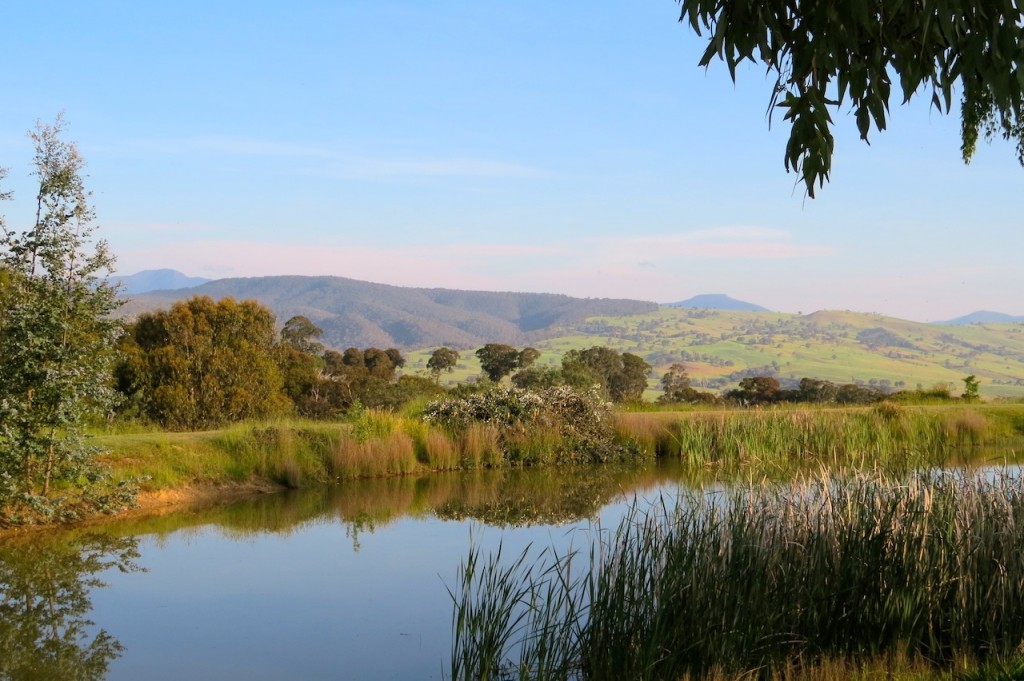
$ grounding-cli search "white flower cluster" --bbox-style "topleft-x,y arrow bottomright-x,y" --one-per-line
423,384 -> 613,443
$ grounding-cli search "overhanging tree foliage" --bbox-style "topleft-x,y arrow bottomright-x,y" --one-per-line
0,117 -> 131,522
679,0 -> 1024,196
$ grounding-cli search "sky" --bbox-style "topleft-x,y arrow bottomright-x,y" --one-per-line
2,1 -> 1021,322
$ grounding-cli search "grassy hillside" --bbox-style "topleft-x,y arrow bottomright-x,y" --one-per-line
120,276 -> 1024,399
403,308 -> 1024,399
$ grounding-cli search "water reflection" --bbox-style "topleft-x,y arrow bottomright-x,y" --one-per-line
0,532 -> 141,681
9,459 -> 1015,680
107,462 -> 680,547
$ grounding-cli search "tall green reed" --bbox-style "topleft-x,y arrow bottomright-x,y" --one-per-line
451,469 -> 1024,680
614,406 -> 1018,476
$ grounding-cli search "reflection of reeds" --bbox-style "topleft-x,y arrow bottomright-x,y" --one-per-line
451,469 -> 1024,680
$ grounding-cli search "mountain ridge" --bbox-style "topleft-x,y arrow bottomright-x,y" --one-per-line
111,268 -> 211,294
120,274 -> 659,349
663,293 -> 769,312
937,310 -> 1024,325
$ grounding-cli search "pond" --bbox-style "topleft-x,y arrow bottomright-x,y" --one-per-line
0,461 -> 690,681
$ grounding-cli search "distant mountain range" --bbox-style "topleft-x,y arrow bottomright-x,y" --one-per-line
114,270 -> 1024,397
119,274 -> 658,349
111,269 -> 211,294
664,294 -> 769,312
938,310 -> 1024,325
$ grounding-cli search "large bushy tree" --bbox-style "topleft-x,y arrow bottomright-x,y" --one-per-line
475,344 -> 541,383
680,0 -> 1024,196
427,347 -> 460,380
0,117 -> 129,521
116,296 -> 290,430
562,347 -> 651,403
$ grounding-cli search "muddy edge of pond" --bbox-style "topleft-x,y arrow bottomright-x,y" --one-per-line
0,481 -> 288,537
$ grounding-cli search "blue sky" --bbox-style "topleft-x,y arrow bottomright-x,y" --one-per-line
2,1 -> 1020,322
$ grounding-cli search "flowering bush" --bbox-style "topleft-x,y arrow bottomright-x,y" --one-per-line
423,385 -> 623,464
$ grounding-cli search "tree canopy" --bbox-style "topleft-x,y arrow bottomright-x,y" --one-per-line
0,117 -> 131,522
116,296 -> 290,430
427,347 -> 460,379
474,345 -> 543,384
679,0 -> 1024,196
562,347 -> 652,403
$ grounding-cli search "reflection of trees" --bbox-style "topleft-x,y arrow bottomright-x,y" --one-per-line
432,465 -> 662,527
101,463 -> 686,547
0,532 -> 141,681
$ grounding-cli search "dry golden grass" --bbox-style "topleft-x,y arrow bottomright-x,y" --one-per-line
330,431 -> 418,478
423,429 -> 459,470
460,423 -> 502,467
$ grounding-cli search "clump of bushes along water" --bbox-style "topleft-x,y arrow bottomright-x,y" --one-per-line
424,385 -> 629,465
450,469 -> 1024,681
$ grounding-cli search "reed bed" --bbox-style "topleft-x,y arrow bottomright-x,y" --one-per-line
450,469 -> 1024,680
329,431 -> 418,478
459,423 -> 504,468
614,406 -> 1017,475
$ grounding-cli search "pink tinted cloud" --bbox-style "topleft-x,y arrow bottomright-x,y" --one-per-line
116,226 -> 837,302
589,228 -> 838,260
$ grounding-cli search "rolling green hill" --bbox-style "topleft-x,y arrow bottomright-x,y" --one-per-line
403,308 -> 1024,399
120,275 -> 1024,399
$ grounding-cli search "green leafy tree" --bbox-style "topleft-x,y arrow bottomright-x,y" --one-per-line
658,363 -> 716,404
517,347 -> 541,370
427,347 -> 460,380
475,343 -> 522,382
363,347 -> 399,378
511,366 -> 564,390
280,315 -> 324,355
659,364 -> 692,400
798,377 -> 839,403
275,316 -> 326,415
561,347 -> 651,403
0,117 -> 131,521
961,374 -> 980,402
116,296 -> 290,430
727,376 -> 782,405
679,0 -> 1024,196
610,352 -> 652,403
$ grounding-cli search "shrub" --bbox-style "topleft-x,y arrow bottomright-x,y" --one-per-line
423,385 -> 624,464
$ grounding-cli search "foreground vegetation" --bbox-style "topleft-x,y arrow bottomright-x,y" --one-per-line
450,469 -> 1024,681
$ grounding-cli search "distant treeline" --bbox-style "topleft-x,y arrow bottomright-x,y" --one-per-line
113,296 -> 654,431
112,296 -> 979,431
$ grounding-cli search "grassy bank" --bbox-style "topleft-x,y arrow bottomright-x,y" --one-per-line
449,469 -> 1024,680
93,404 -> 1024,495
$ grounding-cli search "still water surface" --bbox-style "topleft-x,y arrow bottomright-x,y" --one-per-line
0,463 -> 688,680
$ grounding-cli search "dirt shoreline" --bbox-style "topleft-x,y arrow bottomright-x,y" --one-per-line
133,481 -> 285,511
0,481 -> 288,537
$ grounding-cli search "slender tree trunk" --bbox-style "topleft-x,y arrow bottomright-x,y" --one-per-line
43,438 -> 55,496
